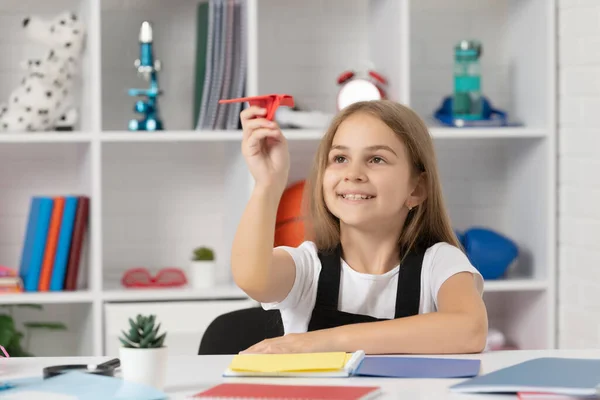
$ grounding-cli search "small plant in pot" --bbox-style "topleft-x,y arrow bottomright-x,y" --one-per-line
119,314 -> 168,390
190,246 -> 216,289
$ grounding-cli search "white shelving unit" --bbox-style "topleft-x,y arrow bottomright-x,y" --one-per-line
0,0 -> 556,357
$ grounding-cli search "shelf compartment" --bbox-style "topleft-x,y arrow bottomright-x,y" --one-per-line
436,138 -> 552,283
409,0 -> 552,130
100,0 -> 220,131
0,0 -> 98,133
255,0 -> 407,115
0,142 -> 93,292
2,302 -> 95,356
101,140 -> 250,291
483,290 -> 552,350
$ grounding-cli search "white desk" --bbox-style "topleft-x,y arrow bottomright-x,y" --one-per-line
1,349 -> 598,399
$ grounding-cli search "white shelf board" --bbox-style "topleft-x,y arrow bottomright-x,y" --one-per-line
100,131 -> 243,142
0,133 -> 93,143
283,130 -> 325,140
484,279 -> 548,292
98,126 -> 546,144
0,291 -> 95,304
100,129 -> 325,142
429,127 -> 547,139
102,284 -> 248,302
281,127 -> 547,141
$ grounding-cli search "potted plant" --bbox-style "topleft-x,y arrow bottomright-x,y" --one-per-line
189,246 -> 216,289
119,314 -> 168,390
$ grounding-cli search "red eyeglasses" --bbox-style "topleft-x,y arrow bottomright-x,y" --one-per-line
121,267 -> 187,288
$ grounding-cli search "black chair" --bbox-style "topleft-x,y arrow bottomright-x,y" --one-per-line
198,307 -> 284,355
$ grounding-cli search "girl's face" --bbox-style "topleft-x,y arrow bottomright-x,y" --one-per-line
322,112 -> 419,231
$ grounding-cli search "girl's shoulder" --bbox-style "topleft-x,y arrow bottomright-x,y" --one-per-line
422,241 -> 484,294
274,240 -> 322,270
276,240 -> 319,256
422,241 -> 474,269
423,241 -> 467,258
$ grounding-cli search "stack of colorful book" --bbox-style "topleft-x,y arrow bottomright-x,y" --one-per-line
18,195 -> 89,292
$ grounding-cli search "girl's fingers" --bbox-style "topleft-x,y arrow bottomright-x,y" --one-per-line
246,128 -> 284,151
243,117 -> 277,135
240,106 -> 267,122
239,339 -> 267,354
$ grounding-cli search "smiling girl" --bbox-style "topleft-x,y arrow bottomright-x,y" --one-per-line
230,100 -> 488,355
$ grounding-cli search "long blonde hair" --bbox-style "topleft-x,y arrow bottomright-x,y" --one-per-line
302,100 -> 460,255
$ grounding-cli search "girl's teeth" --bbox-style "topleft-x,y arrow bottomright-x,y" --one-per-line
342,194 -> 373,200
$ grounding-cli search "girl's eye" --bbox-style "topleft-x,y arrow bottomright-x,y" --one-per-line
371,156 -> 385,164
333,155 -> 346,163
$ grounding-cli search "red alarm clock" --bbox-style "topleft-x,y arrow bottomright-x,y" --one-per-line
336,66 -> 387,110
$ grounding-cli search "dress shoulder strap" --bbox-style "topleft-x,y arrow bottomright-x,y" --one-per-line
314,245 -> 342,309
394,245 -> 426,318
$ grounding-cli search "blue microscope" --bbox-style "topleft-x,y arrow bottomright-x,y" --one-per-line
128,21 -> 163,131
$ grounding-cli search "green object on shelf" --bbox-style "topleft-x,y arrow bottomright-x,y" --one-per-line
193,1 -> 210,128
119,314 -> 167,349
0,304 -> 67,357
453,39 -> 483,120
192,246 -> 214,261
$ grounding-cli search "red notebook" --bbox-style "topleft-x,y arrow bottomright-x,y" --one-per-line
192,383 -> 381,399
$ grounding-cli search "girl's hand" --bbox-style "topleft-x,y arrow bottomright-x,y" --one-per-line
240,106 -> 290,193
240,331 -> 335,354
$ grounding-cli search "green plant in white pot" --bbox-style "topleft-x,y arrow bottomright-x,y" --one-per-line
190,246 -> 216,289
119,314 -> 168,390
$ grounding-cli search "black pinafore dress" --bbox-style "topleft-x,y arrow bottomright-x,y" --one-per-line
306,244 -> 426,331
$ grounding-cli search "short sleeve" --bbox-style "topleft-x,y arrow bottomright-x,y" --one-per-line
261,241 -> 321,312
428,243 -> 484,308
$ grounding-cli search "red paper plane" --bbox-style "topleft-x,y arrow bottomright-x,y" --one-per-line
219,94 -> 295,121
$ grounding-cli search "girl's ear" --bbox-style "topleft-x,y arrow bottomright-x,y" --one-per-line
406,172 -> 428,210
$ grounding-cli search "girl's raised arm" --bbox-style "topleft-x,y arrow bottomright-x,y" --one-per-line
230,106 -> 296,303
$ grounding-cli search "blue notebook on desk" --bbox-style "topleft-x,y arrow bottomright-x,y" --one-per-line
1,371 -> 166,399
450,357 -> 600,396
354,356 -> 481,378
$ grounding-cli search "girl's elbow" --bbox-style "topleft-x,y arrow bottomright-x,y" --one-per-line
466,314 -> 488,353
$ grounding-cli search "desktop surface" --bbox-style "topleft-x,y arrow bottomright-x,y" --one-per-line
1,349 -> 599,399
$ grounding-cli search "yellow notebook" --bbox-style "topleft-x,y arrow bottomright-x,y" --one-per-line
223,350 -> 365,377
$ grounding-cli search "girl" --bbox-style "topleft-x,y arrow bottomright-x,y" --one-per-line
231,100 -> 488,355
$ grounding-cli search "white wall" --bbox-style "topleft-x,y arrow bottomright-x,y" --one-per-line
558,0 -> 600,348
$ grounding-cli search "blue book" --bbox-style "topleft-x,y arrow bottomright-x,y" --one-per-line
19,197 -> 54,292
355,356 -> 481,378
49,196 -> 78,291
18,198 -> 39,284
3,371 -> 166,399
450,357 -> 600,396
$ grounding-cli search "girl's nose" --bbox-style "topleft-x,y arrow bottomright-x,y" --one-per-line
344,163 -> 367,182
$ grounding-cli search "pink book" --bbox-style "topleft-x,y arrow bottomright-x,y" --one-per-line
192,383 -> 381,399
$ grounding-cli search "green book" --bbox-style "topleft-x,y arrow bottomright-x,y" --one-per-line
193,2 -> 210,129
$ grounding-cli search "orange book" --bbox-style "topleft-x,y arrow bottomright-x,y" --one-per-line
38,197 -> 65,291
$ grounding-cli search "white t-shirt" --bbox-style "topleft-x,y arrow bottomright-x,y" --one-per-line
261,241 -> 484,335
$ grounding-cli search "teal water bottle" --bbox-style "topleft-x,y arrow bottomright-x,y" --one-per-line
453,40 -> 483,119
